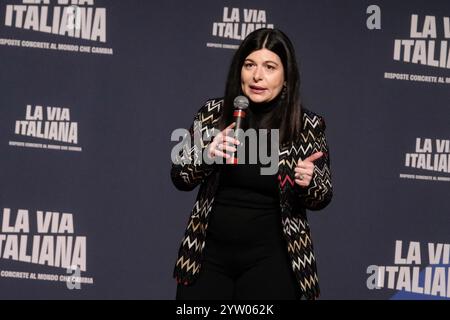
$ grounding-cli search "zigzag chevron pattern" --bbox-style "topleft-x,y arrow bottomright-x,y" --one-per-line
281,215 -> 309,234
175,256 -> 201,275
291,251 -> 316,270
299,274 -> 320,294
172,98 -> 332,300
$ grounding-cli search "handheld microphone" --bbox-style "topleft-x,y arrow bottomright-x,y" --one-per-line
230,95 -> 249,164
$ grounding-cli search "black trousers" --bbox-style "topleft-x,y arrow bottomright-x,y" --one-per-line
176,233 -> 302,300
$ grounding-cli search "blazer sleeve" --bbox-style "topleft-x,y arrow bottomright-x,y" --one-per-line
170,101 -> 217,191
296,116 -> 333,210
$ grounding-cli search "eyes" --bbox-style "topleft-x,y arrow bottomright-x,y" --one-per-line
243,62 -> 277,71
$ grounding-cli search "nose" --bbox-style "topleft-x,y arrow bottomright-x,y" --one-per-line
252,66 -> 263,82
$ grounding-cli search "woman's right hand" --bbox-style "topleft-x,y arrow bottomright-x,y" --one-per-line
207,122 -> 241,162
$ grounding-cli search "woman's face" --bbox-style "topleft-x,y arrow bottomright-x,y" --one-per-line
241,48 -> 285,104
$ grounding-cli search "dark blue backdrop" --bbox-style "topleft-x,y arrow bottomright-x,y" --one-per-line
0,0 -> 449,299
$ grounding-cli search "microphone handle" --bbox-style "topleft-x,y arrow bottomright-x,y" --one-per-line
233,109 -> 246,141
231,109 -> 247,164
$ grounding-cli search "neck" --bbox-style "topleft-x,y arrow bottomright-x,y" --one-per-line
247,94 -> 282,129
248,94 -> 281,114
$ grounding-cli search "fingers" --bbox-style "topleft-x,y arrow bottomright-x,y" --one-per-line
294,169 -> 313,187
211,143 -> 238,160
226,122 -> 236,129
296,151 -> 323,169
304,151 -> 323,163
220,135 -> 240,146
295,155 -> 315,187
223,122 -> 236,136
216,143 -> 237,153
225,121 -> 236,129
294,167 -> 312,177
295,164 -> 314,172
294,169 -> 313,185
208,141 -> 232,160
217,123 -> 240,145
213,149 -> 231,159
208,124 -> 241,160
295,177 -> 310,187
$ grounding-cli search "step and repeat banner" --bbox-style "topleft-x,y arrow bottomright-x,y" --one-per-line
0,0 -> 448,299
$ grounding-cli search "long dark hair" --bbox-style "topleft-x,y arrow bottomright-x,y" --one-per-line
219,28 -> 303,146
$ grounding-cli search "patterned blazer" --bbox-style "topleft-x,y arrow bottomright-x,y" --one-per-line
171,98 -> 333,300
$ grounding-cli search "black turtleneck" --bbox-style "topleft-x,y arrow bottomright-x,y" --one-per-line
215,97 -> 279,208
247,93 -> 282,131
207,95 -> 282,244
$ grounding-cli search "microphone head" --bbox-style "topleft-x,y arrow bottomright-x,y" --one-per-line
233,95 -> 249,110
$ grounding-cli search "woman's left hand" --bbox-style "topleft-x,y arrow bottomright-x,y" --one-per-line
294,152 -> 323,187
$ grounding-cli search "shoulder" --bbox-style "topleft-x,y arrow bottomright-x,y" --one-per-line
192,98 -> 224,127
302,107 -> 327,131
196,97 -> 224,116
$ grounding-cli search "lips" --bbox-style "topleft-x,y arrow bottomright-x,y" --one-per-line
249,85 -> 267,93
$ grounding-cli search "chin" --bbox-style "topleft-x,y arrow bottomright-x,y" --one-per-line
247,93 -> 270,104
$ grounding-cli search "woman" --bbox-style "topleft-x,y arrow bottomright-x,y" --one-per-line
171,28 -> 333,300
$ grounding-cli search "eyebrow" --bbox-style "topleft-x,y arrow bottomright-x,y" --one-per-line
244,58 -> 279,66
